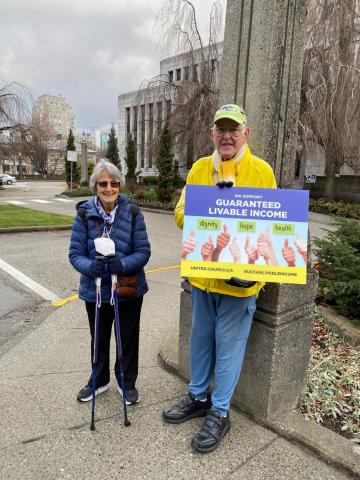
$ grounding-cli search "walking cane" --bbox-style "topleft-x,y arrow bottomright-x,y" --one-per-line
90,269 -> 102,431
111,274 -> 131,427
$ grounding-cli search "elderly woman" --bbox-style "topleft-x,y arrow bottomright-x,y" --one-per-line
69,160 -> 150,405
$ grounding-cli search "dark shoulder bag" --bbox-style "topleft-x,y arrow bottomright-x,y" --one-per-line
116,205 -> 139,298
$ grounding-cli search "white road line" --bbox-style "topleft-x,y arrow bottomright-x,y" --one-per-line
31,199 -> 51,204
54,198 -> 73,202
5,200 -> 28,205
0,258 -> 60,302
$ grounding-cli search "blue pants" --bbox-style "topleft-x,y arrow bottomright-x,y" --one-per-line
189,286 -> 256,416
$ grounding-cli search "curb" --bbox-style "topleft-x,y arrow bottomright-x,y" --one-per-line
269,412 -> 360,479
0,225 -> 72,234
320,305 -> 360,345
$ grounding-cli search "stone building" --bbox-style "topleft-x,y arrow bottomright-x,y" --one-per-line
32,94 -> 75,142
118,43 -> 223,178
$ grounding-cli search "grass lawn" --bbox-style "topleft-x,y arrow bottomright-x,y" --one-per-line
0,205 -> 74,228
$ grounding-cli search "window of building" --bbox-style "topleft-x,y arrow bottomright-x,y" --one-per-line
133,106 -> 138,143
176,68 -> 181,81
148,103 -> 154,168
140,104 -> 145,168
166,100 -> 171,121
126,107 -> 131,136
184,65 -> 189,81
157,102 -> 162,133
192,64 -> 198,82
168,70 -> 174,83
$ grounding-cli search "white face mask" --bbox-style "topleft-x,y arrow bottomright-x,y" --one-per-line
94,237 -> 115,256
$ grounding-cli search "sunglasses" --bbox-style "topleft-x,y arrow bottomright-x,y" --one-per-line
97,181 -> 121,188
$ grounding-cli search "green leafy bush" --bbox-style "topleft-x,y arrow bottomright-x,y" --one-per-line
309,198 -> 360,219
63,186 -> 91,197
143,187 -> 157,202
142,176 -> 158,186
313,217 -> 360,320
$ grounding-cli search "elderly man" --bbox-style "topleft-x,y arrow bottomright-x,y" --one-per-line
162,104 -> 276,453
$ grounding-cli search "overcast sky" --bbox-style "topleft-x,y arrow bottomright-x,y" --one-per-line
0,0 -> 225,132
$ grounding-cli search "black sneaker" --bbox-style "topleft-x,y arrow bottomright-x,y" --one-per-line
191,410 -> 231,453
117,385 -> 139,405
162,392 -> 212,424
77,383 -> 110,402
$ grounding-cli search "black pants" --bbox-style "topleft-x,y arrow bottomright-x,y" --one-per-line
85,296 -> 143,389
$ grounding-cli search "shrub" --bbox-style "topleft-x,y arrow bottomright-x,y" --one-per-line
63,186 -> 91,197
142,176 -> 158,186
313,217 -> 360,320
309,198 -> 360,220
143,187 -> 157,202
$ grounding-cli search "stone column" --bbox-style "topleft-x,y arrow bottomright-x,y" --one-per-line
219,0 -> 308,188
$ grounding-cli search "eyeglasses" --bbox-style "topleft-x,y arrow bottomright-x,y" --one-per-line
214,126 -> 245,137
97,181 -> 121,188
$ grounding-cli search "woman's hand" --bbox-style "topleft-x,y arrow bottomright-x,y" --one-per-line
108,255 -> 124,274
91,257 -> 107,278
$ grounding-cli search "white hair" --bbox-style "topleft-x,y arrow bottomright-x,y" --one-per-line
89,160 -> 124,193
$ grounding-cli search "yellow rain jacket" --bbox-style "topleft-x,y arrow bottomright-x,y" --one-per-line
174,144 -> 277,298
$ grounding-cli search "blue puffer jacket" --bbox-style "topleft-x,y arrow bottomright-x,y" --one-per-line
69,195 -> 151,303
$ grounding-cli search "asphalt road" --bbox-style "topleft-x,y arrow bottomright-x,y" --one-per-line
0,180 -> 77,216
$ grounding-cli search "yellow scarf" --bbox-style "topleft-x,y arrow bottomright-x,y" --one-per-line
218,159 -> 235,184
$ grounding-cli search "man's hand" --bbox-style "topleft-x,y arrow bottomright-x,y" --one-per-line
229,236 -> 241,263
295,233 -> 307,263
181,228 -> 198,259
201,236 -> 214,261
245,236 -> 259,264
213,224 -> 231,261
282,239 -> 296,267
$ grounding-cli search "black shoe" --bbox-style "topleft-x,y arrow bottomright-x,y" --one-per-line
117,385 -> 139,405
77,383 -> 110,402
162,392 -> 212,424
191,410 -> 231,453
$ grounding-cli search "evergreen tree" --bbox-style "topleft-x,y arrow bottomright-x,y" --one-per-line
106,125 -> 121,170
172,158 -> 183,188
124,133 -> 137,183
155,124 -> 175,202
65,129 -> 80,187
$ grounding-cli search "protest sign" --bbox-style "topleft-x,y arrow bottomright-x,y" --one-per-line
181,185 -> 309,285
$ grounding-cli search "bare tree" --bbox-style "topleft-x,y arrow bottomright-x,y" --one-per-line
138,0 -> 223,172
0,82 -> 31,133
23,116 -> 60,177
300,0 -> 360,200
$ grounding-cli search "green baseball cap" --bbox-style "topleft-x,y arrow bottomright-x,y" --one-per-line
213,104 -> 247,125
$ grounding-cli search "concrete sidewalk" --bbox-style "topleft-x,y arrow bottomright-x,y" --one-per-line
0,265 -> 357,480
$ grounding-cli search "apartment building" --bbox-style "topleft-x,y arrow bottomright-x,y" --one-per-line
32,94 -> 75,142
